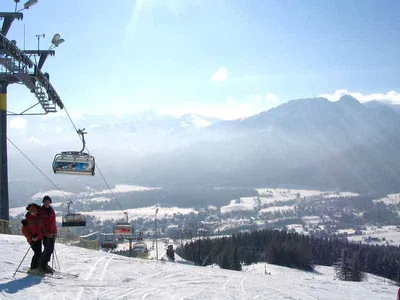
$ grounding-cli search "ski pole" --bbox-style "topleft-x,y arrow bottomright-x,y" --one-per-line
54,246 -> 61,271
13,246 -> 31,276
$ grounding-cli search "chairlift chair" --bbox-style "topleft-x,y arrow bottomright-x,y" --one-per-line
101,234 -> 117,249
132,242 -> 148,253
52,129 -> 95,176
113,212 -> 133,235
62,201 -> 86,227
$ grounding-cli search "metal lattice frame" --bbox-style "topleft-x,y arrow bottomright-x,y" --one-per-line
0,9 -> 64,222
0,32 -> 64,114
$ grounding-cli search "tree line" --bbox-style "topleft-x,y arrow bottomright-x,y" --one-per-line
180,229 -> 400,282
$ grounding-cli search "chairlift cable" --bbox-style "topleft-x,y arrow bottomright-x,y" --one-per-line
7,137 -> 71,201
62,106 -> 125,213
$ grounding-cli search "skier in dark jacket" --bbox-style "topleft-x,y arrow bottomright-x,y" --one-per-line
38,195 -> 57,274
22,203 -> 43,273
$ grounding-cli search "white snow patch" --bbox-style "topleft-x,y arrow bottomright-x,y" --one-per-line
220,197 -> 258,214
95,184 -> 161,195
32,190 -> 75,200
83,206 -> 197,222
10,203 -> 63,218
323,192 -> 359,199
347,225 -> 400,246
84,197 -> 111,203
302,215 -> 322,224
374,193 -> 400,205
259,205 -> 295,214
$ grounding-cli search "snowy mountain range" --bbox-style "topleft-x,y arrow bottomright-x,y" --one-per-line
7,96 -> 400,197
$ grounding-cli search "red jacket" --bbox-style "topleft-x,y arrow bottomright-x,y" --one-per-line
39,206 -> 58,237
22,213 -> 43,243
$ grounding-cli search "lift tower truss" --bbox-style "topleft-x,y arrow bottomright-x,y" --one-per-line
0,8 -> 64,223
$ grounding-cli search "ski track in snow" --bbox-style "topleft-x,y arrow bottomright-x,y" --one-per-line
100,257 -> 114,281
221,276 -> 235,300
240,277 -> 248,299
0,234 -> 399,300
77,256 -> 107,300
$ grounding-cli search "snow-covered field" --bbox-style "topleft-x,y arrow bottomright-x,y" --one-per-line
9,204 -> 196,223
82,206 -> 197,222
11,187 -> 362,223
256,188 -> 326,198
347,225 -> 400,246
0,234 -> 397,299
220,189 -> 359,215
259,205 -> 295,214
220,197 -> 258,214
94,185 -> 161,195
374,193 -> 400,205
9,203 -> 63,218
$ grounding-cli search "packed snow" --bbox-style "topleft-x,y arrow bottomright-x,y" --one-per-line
0,234 -> 397,299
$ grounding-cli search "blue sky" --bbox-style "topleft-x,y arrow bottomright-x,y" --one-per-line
3,0 -> 400,119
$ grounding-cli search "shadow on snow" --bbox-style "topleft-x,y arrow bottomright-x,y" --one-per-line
0,275 -> 43,294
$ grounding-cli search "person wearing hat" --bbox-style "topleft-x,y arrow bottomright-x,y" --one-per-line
22,203 -> 43,273
38,195 -> 57,274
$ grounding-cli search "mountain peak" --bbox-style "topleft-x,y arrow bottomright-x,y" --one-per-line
336,95 -> 365,111
180,113 -> 213,128
338,95 -> 360,104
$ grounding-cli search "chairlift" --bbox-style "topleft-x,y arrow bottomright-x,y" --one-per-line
101,234 -> 117,249
62,201 -> 86,227
132,242 -> 148,253
113,212 -> 133,235
52,129 -> 95,176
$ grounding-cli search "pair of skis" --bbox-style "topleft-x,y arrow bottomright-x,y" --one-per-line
16,269 -> 79,279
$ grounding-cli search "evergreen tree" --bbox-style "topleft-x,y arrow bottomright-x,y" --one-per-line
350,251 -> 365,282
334,249 -> 352,281
233,246 -> 242,271
220,253 -> 230,269
180,228 -> 400,281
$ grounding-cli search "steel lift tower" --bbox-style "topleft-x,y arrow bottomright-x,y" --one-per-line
0,0 -> 64,224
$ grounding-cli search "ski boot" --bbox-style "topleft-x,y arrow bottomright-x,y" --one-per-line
28,268 -> 44,275
38,264 -> 53,274
45,264 -> 55,273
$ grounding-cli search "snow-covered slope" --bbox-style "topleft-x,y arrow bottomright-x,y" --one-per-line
0,234 -> 397,299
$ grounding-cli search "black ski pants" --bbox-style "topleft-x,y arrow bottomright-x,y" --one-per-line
40,236 -> 55,269
30,240 -> 42,269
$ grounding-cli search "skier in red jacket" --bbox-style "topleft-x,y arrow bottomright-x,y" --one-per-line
22,203 -> 43,273
38,195 -> 57,274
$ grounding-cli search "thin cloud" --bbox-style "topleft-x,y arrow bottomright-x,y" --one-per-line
320,90 -> 400,104
159,93 -> 281,120
266,93 -> 280,104
28,136 -> 46,147
9,116 -> 27,130
211,68 -> 229,82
